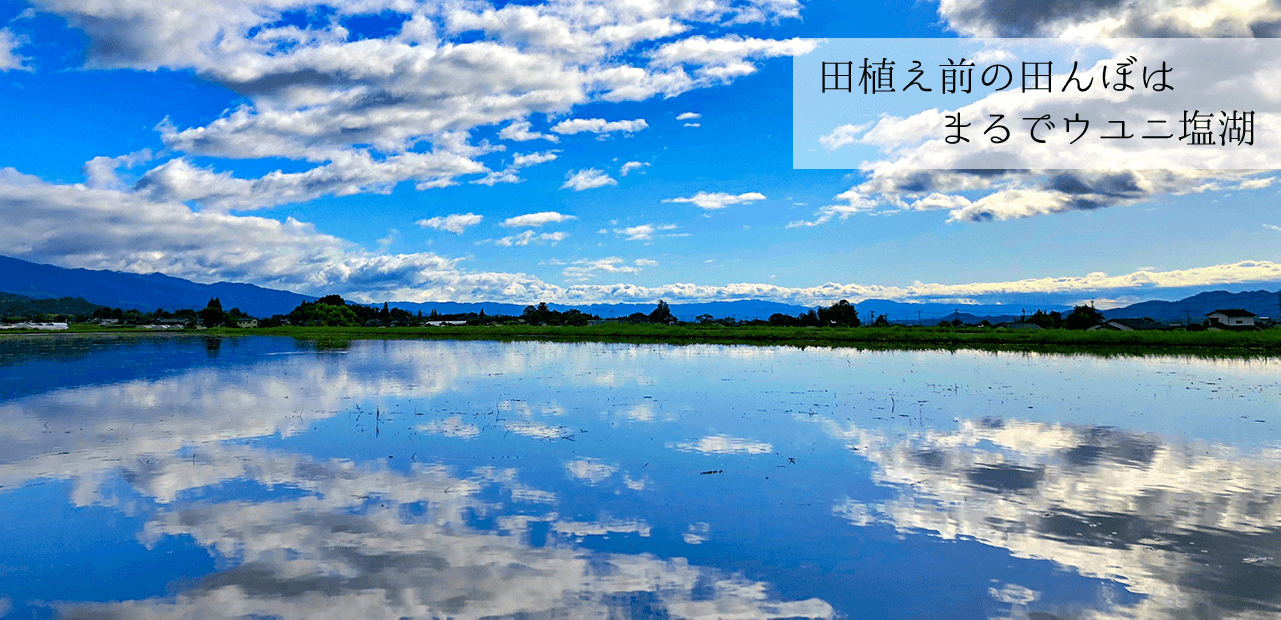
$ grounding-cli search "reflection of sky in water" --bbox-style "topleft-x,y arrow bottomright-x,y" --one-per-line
1,337 -> 1279,618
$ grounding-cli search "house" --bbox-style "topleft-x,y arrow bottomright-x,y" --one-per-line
237,319 -> 259,329
1206,309 -> 1257,328
425,320 -> 468,326
1090,318 -> 1167,331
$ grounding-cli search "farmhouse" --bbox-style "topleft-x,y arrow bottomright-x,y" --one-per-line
1206,309 -> 1257,328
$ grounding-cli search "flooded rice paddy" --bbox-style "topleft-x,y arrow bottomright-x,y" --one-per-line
1,335 -> 1280,619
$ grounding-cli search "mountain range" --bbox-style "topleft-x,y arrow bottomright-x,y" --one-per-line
0,255 -> 1276,323
0,255 -> 315,319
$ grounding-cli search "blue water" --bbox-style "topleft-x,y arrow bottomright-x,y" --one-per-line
1,335 -> 1279,618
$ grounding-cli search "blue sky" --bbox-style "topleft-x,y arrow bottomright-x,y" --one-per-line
0,0 -> 1278,307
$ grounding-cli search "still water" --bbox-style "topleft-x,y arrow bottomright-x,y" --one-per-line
1,335 -> 1280,619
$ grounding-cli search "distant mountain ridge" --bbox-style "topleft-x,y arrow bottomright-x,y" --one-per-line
1102,290 -> 1281,322
0,255 -> 1275,323
0,255 -> 315,318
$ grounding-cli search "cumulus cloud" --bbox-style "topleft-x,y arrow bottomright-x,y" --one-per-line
664,191 -> 766,210
818,122 -> 874,152
551,118 -> 648,135
811,168 -> 1275,226
499,120 -> 559,143
472,150 -> 560,186
136,150 -> 488,211
28,0 -> 810,210
562,168 -> 617,191
650,35 -> 817,82
81,149 -> 154,189
417,213 -> 484,234
676,112 -> 701,120
620,161 -> 649,176
0,167 -> 564,303
562,257 -> 647,280
614,223 -> 678,241
0,28 -> 30,71
493,230 -> 569,247
501,211 -> 576,227
7,167 -> 1280,307
936,0 -> 1281,37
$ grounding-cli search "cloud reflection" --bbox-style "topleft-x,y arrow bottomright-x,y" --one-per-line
818,417 -> 1281,618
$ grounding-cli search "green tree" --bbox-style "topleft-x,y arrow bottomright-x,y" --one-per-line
648,300 -> 674,324
1028,309 -> 1063,329
1063,305 -> 1105,330
819,299 -> 860,327
198,298 -> 225,328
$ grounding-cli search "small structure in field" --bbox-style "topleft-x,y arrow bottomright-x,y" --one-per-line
1206,309 -> 1257,329
1090,318 -> 1167,331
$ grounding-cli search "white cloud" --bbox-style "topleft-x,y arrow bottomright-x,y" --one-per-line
417,213 -> 484,234
0,28 -> 30,72
493,230 -> 569,247
501,211 -> 576,227
818,122 -> 874,152
512,152 -> 558,168
664,191 -> 766,210
562,257 -> 645,280
937,0 -> 1281,37
551,118 -> 648,135
683,123 -> 700,127
1265,224 -> 1281,232
8,165 -> 1281,307
651,36 -> 817,81
614,223 -> 677,241
499,120 -> 559,143
137,150 -> 488,211
0,167 -> 561,302
684,522 -> 711,545
676,112 -> 701,120
565,458 -> 617,485
634,258 -> 658,267
785,195 -> 879,228
472,150 -> 560,186
27,1 -> 811,210
674,434 -> 773,455
562,168 -> 617,191
81,149 -> 154,189
620,161 -> 649,176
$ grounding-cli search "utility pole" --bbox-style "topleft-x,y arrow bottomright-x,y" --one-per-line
917,310 -> 922,326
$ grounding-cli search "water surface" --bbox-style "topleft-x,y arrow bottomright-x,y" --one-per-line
2,335 -> 1280,618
